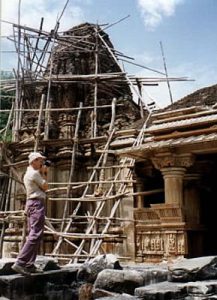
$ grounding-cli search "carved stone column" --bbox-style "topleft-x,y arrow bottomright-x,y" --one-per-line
152,153 -> 195,206
161,167 -> 186,205
135,178 -> 144,208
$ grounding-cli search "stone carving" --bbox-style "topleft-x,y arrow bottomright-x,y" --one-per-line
136,233 -> 164,255
177,235 -> 185,255
135,230 -> 186,259
168,256 -> 217,282
152,153 -> 195,170
168,233 -> 176,253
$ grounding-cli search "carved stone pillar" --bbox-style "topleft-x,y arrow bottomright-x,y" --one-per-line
152,153 -> 195,206
161,167 -> 186,205
135,178 -> 144,208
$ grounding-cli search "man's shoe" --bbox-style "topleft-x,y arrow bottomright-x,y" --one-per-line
11,263 -> 31,276
26,265 -> 43,273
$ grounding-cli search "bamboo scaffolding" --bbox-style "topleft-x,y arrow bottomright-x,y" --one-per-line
48,180 -> 136,185
71,125 -> 132,261
31,18 -> 44,65
49,192 -> 128,202
2,102 -> 14,140
52,128 -> 116,256
92,25 -> 99,137
44,21 -> 59,140
34,94 -> 45,151
160,41 -> 173,104
96,29 -> 150,112
0,103 -> 124,112
50,85 -> 118,257
81,110 -> 153,261
0,222 -> 6,258
0,17 -> 162,264
60,102 -> 83,239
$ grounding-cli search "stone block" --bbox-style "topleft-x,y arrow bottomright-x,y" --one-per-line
94,269 -> 143,295
135,281 -> 187,299
77,254 -> 122,283
168,256 -> 217,282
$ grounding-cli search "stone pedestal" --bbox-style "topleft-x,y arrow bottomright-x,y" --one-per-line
133,153 -> 196,262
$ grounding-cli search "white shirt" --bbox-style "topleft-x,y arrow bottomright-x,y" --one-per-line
23,165 -> 46,200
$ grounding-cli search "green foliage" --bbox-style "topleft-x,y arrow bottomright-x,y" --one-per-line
0,71 -> 15,133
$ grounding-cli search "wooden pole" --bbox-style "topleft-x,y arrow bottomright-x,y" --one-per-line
160,41 -> 173,105
93,25 -> 99,137
60,102 -> 83,233
34,94 -> 45,151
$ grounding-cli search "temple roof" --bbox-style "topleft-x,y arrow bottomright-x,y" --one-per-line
164,83 -> 217,110
116,83 -> 217,159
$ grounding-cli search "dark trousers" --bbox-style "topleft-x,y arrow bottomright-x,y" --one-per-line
17,199 -> 45,267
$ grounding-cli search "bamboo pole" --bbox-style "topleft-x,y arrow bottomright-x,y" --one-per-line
31,17 -> 44,65
160,41 -> 173,105
49,192 -> 128,202
72,102 -> 119,261
49,180 -> 136,185
96,97 -> 116,195
0,103 -> 124,112
44,21 -> 60,140
2,102 -> 14,140
96,30 -> 150,112
93,25 -> 99,137
0,222 -> 6,258
34,94 -> 45,151
60,102 -> 83,234
80,107 -> 152,261
52,128 -> 116,255
136,78 -> 144,118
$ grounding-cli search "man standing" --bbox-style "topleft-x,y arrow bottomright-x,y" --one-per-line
12,152 -> 48,275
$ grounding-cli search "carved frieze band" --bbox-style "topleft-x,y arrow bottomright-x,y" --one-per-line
152,153 -> 195,170
136,231 -> 186,256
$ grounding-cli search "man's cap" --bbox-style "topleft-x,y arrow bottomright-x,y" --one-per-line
28,152 -> 46,164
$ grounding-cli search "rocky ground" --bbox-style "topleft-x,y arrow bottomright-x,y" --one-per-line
1,254 -> 217,299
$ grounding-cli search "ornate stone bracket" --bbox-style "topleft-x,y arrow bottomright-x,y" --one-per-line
152,153 -> 195,170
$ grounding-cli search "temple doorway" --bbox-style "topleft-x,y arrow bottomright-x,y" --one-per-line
199,154 -> 217,256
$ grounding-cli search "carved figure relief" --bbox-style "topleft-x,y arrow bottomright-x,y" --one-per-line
168,233 -> 176,253
177,234 -> 185,254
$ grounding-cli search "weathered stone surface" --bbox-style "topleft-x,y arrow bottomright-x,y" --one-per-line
168,256 -> 217,282
185,280 -> 217,296
92,288 -> 117,299
94,269 -> 143,295
0,269 -> 77,300
135,281 -> 187,300
77,254 -> 122,283
0,258 -> 16,275
34,255 -> 61,271
97,295 -> 139,300
0,256 -> 60,277
184,294 -> 215,299
123,264 -> 168,286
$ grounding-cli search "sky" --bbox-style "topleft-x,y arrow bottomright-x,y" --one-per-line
1,0 -> 217,108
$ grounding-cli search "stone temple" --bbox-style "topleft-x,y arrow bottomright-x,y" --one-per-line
1,21 -> 217,268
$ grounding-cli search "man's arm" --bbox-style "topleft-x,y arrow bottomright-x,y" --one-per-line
39,165 -> 48,191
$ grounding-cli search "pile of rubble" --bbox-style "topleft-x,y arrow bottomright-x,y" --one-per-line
1,254 -> 217,299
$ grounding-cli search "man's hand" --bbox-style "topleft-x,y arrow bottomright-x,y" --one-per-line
39,165 -> 49,191
40,165 -> 48,179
